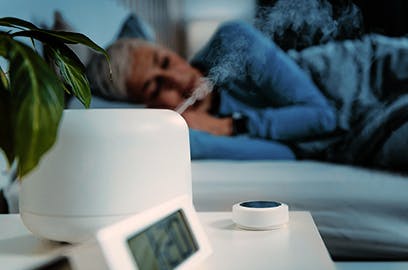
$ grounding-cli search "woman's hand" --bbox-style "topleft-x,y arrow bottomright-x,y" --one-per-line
182,110 -> 233,136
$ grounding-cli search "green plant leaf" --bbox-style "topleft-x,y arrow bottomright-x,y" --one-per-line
1,19 -> 105,177
46,44 -> 91,108
2,37 -> 64,177
0,68 -> 14,166
14,29 -> 108,59
0,17 -> 39,30
0,39 -> 6,56
0,65 -> 8,90
1,18 -> 107,60
13,29 -> 111,83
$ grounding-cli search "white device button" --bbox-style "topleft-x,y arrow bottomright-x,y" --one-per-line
232,201 -> 289,230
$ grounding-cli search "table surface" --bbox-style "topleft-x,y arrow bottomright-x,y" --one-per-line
0,211 -> 335,270
198,211 -> 334,270
0,214 -> 68,270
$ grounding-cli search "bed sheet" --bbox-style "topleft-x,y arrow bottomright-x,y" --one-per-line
191,160 -> 408,260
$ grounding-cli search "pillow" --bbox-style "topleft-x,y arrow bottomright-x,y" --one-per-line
116,14 -> 156,42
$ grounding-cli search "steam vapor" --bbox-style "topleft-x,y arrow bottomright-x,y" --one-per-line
254,0 -> 363,51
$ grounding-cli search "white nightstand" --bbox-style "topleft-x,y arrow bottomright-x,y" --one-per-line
0,212 -> 334,270
0,214 -> 69,270
198,211 -> 335,270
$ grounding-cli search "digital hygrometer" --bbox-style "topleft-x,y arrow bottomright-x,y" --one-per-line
30,196 -> 211,270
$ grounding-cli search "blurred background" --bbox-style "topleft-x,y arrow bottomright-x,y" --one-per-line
1,0 -> 407,60
0,0 -> 255,59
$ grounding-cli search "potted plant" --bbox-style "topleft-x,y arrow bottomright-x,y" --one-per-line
0,17 -> 108,178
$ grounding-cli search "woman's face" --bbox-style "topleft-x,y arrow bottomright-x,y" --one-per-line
126,44 -> 203,109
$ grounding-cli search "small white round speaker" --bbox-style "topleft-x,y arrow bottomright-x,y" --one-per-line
232,200 -> 289,230
20,109 -> 192,243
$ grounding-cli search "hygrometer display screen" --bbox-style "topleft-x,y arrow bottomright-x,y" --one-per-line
127,210 -> 198,270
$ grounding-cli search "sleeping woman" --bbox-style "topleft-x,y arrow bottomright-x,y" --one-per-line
86,20 -> 408,173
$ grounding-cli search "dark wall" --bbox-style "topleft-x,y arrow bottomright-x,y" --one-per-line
353,0 -> 408,36
0,190 -> 8,214
257,0 -> 408,37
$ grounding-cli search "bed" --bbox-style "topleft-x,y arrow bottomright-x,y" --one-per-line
191,160 -> 408,260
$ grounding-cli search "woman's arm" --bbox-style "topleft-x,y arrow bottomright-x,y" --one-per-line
189,129 -> 296,160
182,110 -> 233,136
239,103 -> 336,141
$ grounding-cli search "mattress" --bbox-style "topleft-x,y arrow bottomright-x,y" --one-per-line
191,160 -> 408,260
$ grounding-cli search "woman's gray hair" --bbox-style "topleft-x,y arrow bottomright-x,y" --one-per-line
86,38 -> 150,101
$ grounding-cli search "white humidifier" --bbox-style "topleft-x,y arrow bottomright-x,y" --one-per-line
19,109 -> 192,243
